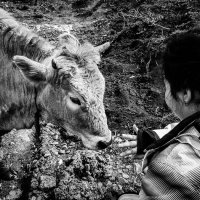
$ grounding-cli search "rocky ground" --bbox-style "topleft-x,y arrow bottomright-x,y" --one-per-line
0,0 -> 200,199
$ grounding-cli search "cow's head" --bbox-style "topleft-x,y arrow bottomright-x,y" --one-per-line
13,33 -> 112,150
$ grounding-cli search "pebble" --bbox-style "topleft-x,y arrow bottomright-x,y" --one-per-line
44,151 -> 51,157
39,175 -> 56,189
53,135 -> 58,140
59,149 -> 65,154
11,184 -> 17,190
51,142 -> 59,145
32,160 -> 38,164
112,184 -> 118,191
58,159 -> 63,166
122,173 -> 129,179
126,165 -> 132,169
51,149 -> 58,155
31,178 -> 39,189
105,154 -> 110,160
0,150 -> 3,159
104,170 -> 112,177
98,182 -> 103,188
118,177 -> 126,184
6,189 -> 22,199
62,144 -> 68,149
74,194 -> 81,199
118,185 -> 123,191
110,176 -> 116,181
49,131 -> 55,135
122,169 -> 128,173
37,196 -> 42,200
87,176 -> 94,182
66,150 -> 71,154
107,181 -> 112,186
98,182 -> 104,194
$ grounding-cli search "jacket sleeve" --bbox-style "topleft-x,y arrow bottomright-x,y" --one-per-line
139,161 -> 200,200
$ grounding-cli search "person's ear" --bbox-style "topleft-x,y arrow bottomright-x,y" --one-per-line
177,89 -> 192,105
182,89 -> 192,105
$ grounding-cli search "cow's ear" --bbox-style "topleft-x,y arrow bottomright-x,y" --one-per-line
13,56 -> 47,83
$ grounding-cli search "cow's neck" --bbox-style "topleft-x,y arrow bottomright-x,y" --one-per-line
0,53 -> 38,132
0,18 -> 55,132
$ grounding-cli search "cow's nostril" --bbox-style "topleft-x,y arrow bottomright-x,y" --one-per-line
97,138 -> 112,150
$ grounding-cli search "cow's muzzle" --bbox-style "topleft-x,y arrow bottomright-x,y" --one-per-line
97,137 -> 112,150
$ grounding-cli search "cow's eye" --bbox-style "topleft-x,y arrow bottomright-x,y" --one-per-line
70,97 -> 81,105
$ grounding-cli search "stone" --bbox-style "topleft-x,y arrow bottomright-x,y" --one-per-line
122,173 -> 129,179
39,175 -> 56,189
6,189 -> 22,200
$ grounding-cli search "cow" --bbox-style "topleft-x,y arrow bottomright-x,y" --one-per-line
0,8 -> 112,153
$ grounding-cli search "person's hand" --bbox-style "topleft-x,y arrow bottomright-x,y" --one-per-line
117,124 -> 138,157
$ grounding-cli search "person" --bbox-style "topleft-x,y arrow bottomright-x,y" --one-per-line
117,28 -> 200,200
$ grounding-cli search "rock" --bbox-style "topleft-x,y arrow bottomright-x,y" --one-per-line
122,173 -> 129,179
53,135 -> 59,140
31,178 -> 39,189
97,182 -> 104,194
51,141 -> 59,145
51,149 -> 58,155
39,175 -> 56,189
57,159 -> 63,166
59,149 -> 65,154
110,176 -> 116,181
126,165 -> 132,169
62,144 -> 68,149
44,151 -> 51,157
6,189 -> 22,200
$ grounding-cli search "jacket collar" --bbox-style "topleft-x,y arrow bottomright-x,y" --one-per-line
146,111 -> 200,151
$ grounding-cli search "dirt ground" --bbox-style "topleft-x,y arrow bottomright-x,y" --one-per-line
0,0 -> 200,199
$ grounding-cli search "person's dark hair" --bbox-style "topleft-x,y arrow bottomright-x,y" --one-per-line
162,27 -> 200,102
